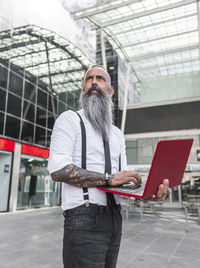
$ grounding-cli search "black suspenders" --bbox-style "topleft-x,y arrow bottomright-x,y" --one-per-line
76,112 -> 89,206
76,112 -> 121,207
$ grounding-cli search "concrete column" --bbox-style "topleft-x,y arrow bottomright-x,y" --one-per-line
121,63 -> 130,134
9,142 -> 21,212
100,28 -> 107,71
178,185 -> 182,203
169,189 -> 173,202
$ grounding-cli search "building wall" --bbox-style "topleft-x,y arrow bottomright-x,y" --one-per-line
141,73 -> 200,104
121,100 -> 200,134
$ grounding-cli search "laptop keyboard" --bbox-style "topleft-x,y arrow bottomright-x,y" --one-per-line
118,183 -> 142,190
109,179 -> 147,195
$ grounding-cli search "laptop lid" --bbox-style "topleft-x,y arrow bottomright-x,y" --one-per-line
142,138 -> 193,198
97,139 -> 193,199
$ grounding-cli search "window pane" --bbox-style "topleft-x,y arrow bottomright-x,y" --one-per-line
47,130 -> 52,147
74,90 -> 80,111
0,65 -> 8,89
36,107 -> 46,127
37,89 -> 47,109
35,126 -> 46,146
48,95 -> 57,113
23,101 -> 35,123
9,72 -> 23,97
24,81 -> 36,103
47,113 -> 55,129
7,93 -> 21,117
59,92 -> 66,102
5,115 -> 20,139
21,121 -> 34,143
0,112 -> 4,134
58,101 -> 66,115
0,88 -> 6,112
67,92 -> 75,108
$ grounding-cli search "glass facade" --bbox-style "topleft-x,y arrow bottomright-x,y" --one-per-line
0,62 -> 81,147
17,155 -> 60,209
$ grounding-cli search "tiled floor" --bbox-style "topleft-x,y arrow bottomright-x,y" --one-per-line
0,205 -> 200,268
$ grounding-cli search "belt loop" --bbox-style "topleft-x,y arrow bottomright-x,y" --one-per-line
85,200 -> 89,207
99,206 -> 105,218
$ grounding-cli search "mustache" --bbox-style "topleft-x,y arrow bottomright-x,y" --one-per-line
87,85 -> 104,95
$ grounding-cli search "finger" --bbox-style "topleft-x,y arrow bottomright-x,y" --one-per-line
122,177 -> 139,185
163,179 -> 169,188
159,184 -> 169,200
156,184 -> 163,198
162,180 -> 170,195
127,171 -> 142,184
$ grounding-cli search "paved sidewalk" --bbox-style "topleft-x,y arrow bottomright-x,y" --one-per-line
0,206 -> 200,268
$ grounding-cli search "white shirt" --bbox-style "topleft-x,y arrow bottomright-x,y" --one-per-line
48,109 -> 127,210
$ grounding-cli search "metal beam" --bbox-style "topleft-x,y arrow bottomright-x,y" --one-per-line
0,30 -> 29,39
0,39 -> 43,53
24,57 -> 70,69
52,78 -> 83,86
93,0 -> 197,28
38,68 -> 84,78
45,41 -> 56,120
72,0 -> 140,19
0,25 -> 32,36
8,47 -> 57,60
53,82 -> 82,91
129,44 -> 199,62
100,28 -> 107,70
113,12 -> 197,36
122,29 -> 197,49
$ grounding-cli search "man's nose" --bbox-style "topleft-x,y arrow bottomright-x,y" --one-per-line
92,77 -> 98,85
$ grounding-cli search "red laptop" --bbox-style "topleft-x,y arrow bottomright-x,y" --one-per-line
97,139 -> 193,199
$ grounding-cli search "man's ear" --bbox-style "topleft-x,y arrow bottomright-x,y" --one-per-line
110,86 -> 114,96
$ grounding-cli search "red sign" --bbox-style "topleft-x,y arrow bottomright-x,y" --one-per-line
22,144 -> 49,158
0,137 -> 15,152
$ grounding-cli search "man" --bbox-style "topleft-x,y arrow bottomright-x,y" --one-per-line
48,65 -> 170,268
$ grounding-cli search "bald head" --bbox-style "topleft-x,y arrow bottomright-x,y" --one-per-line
83,65 -> 114,96
85,65 -> 111,85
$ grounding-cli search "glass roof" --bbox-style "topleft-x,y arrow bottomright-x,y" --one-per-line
72,0 -> 200,81
0,25 -> 93,93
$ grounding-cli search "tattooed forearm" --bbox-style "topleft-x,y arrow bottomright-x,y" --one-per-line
51,164 -> 114,188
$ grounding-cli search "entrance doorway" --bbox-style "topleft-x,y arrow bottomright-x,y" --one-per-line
0,151 -> 12,211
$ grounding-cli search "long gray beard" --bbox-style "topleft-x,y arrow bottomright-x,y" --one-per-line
79,89 -> 113,141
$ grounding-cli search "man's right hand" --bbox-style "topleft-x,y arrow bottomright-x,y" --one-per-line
110,170 -> 142,186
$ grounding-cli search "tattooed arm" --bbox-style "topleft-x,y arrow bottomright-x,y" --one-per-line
51,164 -> 113,187
51,164 -> 142,188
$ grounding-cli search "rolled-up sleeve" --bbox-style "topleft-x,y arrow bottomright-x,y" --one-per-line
48,111 -> 78,174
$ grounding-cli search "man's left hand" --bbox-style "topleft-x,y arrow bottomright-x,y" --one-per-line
149,179 -> 170,202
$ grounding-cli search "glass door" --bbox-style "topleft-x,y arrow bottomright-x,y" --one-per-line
0,150 -> 12,211
17,154 -> 60,209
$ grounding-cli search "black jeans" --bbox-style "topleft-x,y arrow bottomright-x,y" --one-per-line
63,203 -> 122,268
